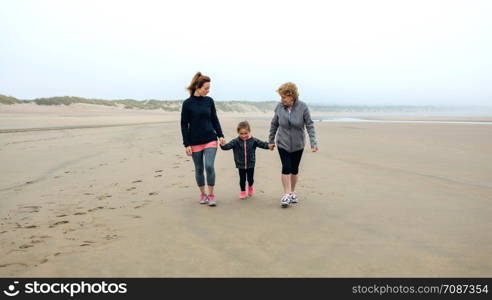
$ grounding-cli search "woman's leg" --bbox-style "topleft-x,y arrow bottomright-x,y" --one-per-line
238,169 -> 247,191
191,150 -> 206,195
290,149 -> 304,193
278,148 -> 292,194
203,147 -> 217,195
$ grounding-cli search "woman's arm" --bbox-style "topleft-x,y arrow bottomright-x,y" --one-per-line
303,105 -> 318,149
210,99 -> 224,138
268,107 -> 279,145
180,101 -> 190,147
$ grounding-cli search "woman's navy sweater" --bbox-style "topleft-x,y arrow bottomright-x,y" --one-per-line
180,96 -> 224,147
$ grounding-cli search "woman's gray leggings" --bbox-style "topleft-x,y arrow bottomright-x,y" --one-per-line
191,147 -> 217,187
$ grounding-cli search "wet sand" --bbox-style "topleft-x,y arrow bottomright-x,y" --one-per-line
1,105 -> 491,277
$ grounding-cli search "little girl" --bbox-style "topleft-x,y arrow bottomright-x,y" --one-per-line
220,121 -> 273,199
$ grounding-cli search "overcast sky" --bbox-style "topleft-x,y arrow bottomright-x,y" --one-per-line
1,0 -> 491,105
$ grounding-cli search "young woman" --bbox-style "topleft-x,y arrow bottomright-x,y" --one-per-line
180,72 -> 225,206
268,82 -> 318,208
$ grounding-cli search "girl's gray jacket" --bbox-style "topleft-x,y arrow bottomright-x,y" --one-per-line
268,100 -> 317,153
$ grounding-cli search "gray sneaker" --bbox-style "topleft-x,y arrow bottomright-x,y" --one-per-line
208,194 -> 216,206
280,194 -> 291,208
290,192 -> 298,204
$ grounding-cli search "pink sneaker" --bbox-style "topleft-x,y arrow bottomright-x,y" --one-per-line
247,186 -> 254,197
239,191 -> 246,199
208,194 -> 216,206
199,194 -> 208,204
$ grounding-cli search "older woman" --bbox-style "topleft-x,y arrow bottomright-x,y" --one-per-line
268,82 -> 318,208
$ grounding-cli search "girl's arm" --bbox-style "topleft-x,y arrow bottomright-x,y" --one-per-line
254,138 -> 270,150
220,139 -> 235,150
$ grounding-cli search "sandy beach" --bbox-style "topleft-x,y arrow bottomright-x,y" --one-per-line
1,104 -> 491,277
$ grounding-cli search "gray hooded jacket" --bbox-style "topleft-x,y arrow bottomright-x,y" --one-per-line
268,100 -> 317,153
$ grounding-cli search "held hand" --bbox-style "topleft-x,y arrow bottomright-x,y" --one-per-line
219,137 -> 226,146
185,146 -> 192,156
311,146 -> 318,152
268,143 -> 275,151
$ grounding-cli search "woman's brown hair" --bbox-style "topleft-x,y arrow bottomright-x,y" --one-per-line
237,120 -> 251,133
187,72 -> 211,96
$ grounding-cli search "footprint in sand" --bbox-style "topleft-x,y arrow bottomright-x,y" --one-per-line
97,194 -> 112,200
73,212 -> 87,215
56,214 -> 67,218
126,187 -> 136,191
83,193 -> 94,196
64,171 -> 71,174
154,174 -> 163,178
49,220 -> 69,227
87,206 -> 104,212
0,262 -> 28,268
20,206 -> 41,213
19,244 -> 34,249
148,192 -> 158,196
126,214 -> 142,219
25,181 -> 34,184
105,234 -> 118,240
80,241 -> 95,247
30,235 -> 51,239
23,225 -> 37,229
132,180 -> 143,183
155,170 -> 163,173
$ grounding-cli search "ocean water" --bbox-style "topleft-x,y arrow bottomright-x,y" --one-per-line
318,117 -> 492,125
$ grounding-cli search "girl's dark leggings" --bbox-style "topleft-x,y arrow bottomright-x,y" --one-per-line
278,147 -> 304,175
238,168 -> 254,191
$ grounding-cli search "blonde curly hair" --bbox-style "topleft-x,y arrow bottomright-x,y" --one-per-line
277,82 -> 299,102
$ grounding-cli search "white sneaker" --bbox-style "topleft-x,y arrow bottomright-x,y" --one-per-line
290,192 -> 298,204
280,194 -> 291,208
